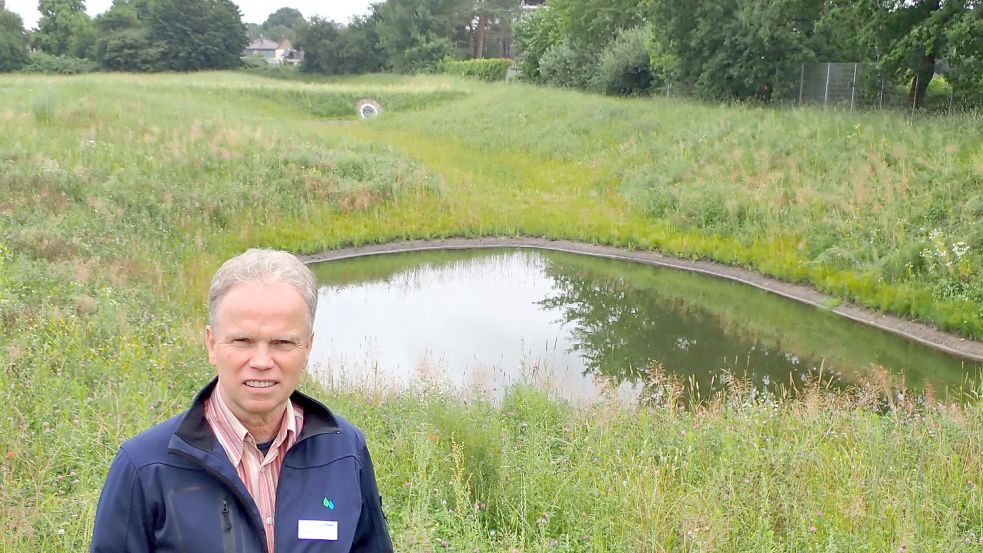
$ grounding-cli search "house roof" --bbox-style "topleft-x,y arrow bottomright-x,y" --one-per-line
245,37 -> 279,51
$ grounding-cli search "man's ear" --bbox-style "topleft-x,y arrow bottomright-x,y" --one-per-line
205,325 -> 218,366
305,332 -> 314,356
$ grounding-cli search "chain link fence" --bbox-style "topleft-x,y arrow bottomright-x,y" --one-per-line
655,62 -> 977,112
797,62 -> 959,112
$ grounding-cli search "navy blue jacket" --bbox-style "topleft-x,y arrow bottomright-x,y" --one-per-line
90,379 -> 393,552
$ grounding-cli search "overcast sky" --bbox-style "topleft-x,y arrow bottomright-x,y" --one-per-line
7,0 -> 375,30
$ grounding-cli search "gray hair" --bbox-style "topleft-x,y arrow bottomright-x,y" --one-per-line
207,248 -> 318,331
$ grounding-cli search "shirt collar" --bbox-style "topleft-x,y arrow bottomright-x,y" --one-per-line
209,385 -> 299,464
173,377 -> 340,455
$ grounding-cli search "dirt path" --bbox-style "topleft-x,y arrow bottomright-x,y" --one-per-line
300,237 -> 983,362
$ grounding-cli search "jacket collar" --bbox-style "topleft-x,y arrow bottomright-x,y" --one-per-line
173,377 -> 341,453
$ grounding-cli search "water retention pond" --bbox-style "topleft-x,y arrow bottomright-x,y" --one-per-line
309,248 -> 979,404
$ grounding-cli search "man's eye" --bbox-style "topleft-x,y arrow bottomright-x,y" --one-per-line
274,340 -> 295,348
231,338 -> 251,345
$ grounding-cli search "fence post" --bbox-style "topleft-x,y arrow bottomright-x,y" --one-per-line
850,63 -> 858,111
911,74 -> 919,114
823,63 -> 831,107
799,63 -> 805,105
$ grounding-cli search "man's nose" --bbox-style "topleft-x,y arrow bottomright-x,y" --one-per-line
250,343 -> 275,370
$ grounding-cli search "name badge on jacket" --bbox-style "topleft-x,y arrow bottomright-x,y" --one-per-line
298,520 -> 338,541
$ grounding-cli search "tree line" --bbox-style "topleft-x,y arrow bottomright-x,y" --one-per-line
292,0 -> 981,106
1,0 -> 980,105
294,0 -> 522,75
0,0 -> 523,74
0,0 -> 246,71
512,0 -> 982,106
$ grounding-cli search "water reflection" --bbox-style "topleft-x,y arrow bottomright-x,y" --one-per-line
309,248 -> 978,403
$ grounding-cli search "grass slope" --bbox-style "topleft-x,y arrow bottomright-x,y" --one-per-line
351,80 -> 983,338
0,72 -> 980,551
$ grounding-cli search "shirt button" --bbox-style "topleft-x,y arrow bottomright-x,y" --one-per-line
266,516 -> 273,525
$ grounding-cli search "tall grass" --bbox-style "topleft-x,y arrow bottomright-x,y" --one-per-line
358,81 -> 983,337
0,71 -> 980,551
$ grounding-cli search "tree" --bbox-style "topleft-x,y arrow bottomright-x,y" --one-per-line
514,0 -> 649,84
34,0 -> 96,57
548,0 -> 650,50
295,17 -> 343,73
0,7 -> 28,71
513,4 -> 563,79
882,0 -> 977,107
94,1 -> 141,32
297,14 -> 386,74
820,0 -> 983,107
263,7 -> 304,30
147,0 -> 246,70
649,0 -> 839,101
594,26 -> 655,95
245,21 -> 261,40
942,3 -> 983,104
335,14 -> 386,73
259,7 -> 305,42
92,1 -> 166,70
100,27 -> 163,70
374,0 -> 470,71
466,0 -> 521,58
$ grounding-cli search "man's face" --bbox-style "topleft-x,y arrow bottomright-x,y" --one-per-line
205,280 -> 313,427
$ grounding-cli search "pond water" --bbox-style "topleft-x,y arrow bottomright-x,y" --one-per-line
309,248 -> 979,404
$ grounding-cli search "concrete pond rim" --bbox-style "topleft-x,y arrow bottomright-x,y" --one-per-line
299,236 -> 983,363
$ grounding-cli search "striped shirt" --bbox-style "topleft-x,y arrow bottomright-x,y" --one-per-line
205,387 -> 305,553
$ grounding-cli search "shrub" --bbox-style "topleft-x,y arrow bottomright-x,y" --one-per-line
99,28 -> 163,72
442,58 -> 512,82
920,74 -> 952,110
0,9 -> 29,72
240,54 -> 270,69
512,6 -> 563,81
148,0 -> 247,71
593,26 -> 654,96
21,52 -> 98,74
538,40 -> 596,90
391,37 -> 454,74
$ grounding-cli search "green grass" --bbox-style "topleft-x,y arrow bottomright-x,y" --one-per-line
0,71 -> 981,551
352,81 -> 983,337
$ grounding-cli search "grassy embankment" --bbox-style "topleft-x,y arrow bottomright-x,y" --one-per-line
0,72 -> 980,551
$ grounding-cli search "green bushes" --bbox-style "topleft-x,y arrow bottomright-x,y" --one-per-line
20,53 -> 98,74
539,41 -> 596,89
392,37 -> 455,74
296,16 -> 386,75
98,28 -> 164,72
594,27 -> 654,96
527,26 -> 657,96
511,5 -> 562,82
442,58 -> 512,82
0,8 -> 29,72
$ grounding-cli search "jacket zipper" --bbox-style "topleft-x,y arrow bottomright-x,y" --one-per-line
170,448 -> 269,552
173,427 -> 342,553
221,498 -> 234,553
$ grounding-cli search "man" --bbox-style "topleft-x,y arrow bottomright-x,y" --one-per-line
91,248 -> 393,552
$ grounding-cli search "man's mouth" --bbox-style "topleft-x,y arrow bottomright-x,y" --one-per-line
245,380 -> 276,389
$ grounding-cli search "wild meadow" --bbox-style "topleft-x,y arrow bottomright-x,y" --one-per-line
0,71 -> 981,551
